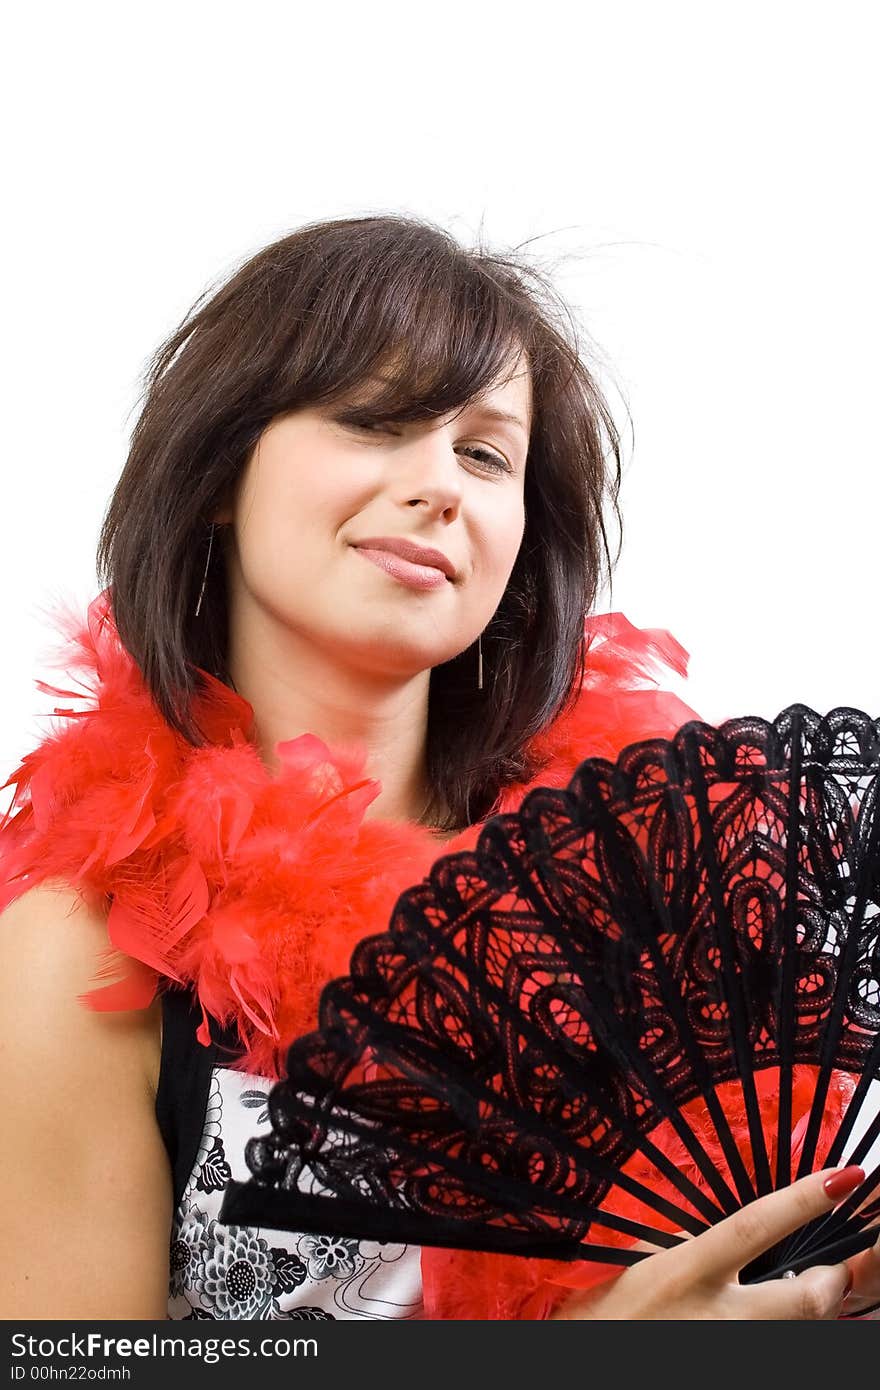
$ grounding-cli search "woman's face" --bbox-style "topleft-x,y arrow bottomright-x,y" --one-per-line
218,355 -> 532,680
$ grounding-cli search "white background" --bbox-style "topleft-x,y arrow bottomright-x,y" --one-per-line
2,0 -> 878,788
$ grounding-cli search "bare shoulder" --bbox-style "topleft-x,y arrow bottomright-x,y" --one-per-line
0,879 -> 163,1099
0,879 -> 171,1317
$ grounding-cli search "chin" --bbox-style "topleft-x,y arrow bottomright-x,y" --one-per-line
339,628 -> 450,675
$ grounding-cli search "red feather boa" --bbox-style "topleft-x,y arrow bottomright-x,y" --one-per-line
1,591 -> 848,1319
0,589 -> 699,1080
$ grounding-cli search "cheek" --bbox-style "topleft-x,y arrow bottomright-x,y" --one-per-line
476,495 -> 527,582
235,458 -> 352,563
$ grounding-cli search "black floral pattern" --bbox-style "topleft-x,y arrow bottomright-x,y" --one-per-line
167,1065 -> 422,1320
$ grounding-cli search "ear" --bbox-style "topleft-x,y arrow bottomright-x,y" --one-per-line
211,484 -> 238,526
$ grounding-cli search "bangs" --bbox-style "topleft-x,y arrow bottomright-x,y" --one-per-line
288,224 -> 533,425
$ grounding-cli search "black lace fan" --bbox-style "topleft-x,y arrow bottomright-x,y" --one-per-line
219,704 -> 880,1281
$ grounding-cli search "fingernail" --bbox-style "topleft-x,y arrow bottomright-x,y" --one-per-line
842,1269 -> 854,1300
822,1166 -> 865,1200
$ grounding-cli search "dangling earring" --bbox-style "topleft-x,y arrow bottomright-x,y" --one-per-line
194,521 -> 215,618
477,632 -> 484,691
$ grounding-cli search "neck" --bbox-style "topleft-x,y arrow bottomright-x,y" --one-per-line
226,596 -> 438,829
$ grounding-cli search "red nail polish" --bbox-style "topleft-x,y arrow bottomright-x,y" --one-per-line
822,1166 -> 865,1201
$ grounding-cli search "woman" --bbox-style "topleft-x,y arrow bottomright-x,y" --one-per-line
1,213 -> 878,1319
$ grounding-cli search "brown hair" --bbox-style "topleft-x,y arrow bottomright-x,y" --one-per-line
96,213 -> 625,833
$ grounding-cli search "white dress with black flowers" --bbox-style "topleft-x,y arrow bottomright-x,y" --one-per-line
167,1065 -> 424,1320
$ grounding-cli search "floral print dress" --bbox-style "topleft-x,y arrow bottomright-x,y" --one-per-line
156,987 -> 423,1321
167,1065 -> 424,1320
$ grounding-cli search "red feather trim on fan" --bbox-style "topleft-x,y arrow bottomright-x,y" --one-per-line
4,590 -> 852,1319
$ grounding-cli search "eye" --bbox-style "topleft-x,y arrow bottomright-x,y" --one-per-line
458,444 -> 514,475
340,417 -> 514,476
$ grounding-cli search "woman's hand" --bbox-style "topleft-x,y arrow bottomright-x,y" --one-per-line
842,1222 -> 880,1317
552,1165 -> 877,1320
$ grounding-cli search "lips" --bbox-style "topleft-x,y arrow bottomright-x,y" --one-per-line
351,536 -> 456,581
353,546 -> 451,591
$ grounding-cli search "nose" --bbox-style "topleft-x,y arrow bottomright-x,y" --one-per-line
394,421 -> 464,516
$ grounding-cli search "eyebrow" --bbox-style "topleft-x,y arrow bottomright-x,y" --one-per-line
464,404 -> 530,438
